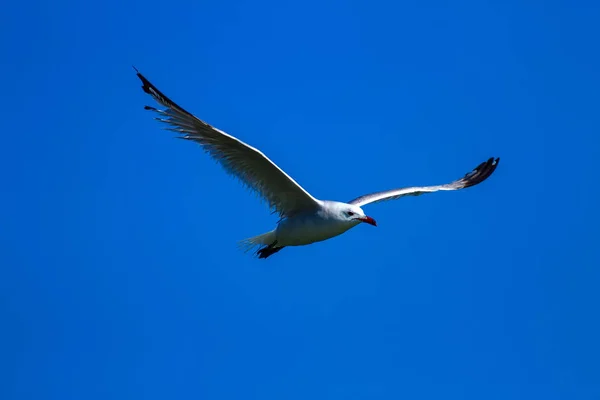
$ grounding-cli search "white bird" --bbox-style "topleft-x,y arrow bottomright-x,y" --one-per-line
135,69 -> 500,259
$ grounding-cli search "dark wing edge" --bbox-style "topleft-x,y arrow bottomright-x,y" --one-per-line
446,157 -> 500,190
133,66 -> 198,119
348,157 -> 500,207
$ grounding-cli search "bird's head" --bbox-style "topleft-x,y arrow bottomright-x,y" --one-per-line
341,204 -> 377,227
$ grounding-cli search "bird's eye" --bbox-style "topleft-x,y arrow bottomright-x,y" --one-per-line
347,211 -> 355,216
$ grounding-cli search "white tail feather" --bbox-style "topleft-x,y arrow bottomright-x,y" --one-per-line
237,230 -> 276,253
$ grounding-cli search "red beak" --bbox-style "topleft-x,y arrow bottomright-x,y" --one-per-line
359,216 -> 377,226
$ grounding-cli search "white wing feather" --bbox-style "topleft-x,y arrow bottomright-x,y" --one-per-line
349,158 -> 499,207
135,69 -> 321,217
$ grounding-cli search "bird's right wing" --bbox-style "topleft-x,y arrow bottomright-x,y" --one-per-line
135,69 -> 321,217
348,157 -> 499,207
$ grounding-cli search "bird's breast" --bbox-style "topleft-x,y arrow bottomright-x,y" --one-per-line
275,214 -> 355,246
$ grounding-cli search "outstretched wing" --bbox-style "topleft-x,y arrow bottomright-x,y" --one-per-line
348,157 -> 499,207
135,68 -> 321,217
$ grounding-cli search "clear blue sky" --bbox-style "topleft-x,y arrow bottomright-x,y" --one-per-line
2,0 -> 599,398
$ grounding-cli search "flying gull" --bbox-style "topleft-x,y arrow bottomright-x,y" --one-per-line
134,69 -> 500,258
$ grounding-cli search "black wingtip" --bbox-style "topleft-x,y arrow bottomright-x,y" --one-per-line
133,68 -> 195,118
132,66 -> 154,95
461,157 -> 500,188
137,75 -> 153,95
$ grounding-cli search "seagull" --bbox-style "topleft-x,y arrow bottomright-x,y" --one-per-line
134,68 -> 500,259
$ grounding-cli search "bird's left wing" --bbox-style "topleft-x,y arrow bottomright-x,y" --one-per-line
348,157 -> 499,207
135,69 -> 321,217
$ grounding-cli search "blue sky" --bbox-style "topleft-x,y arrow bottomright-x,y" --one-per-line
2,0 -> 599,398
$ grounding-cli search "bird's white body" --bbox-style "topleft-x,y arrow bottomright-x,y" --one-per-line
135,68 -> 499,258
275,202 -> 361,246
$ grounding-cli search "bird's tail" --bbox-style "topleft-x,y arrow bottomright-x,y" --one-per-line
237,230 -> 277,253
